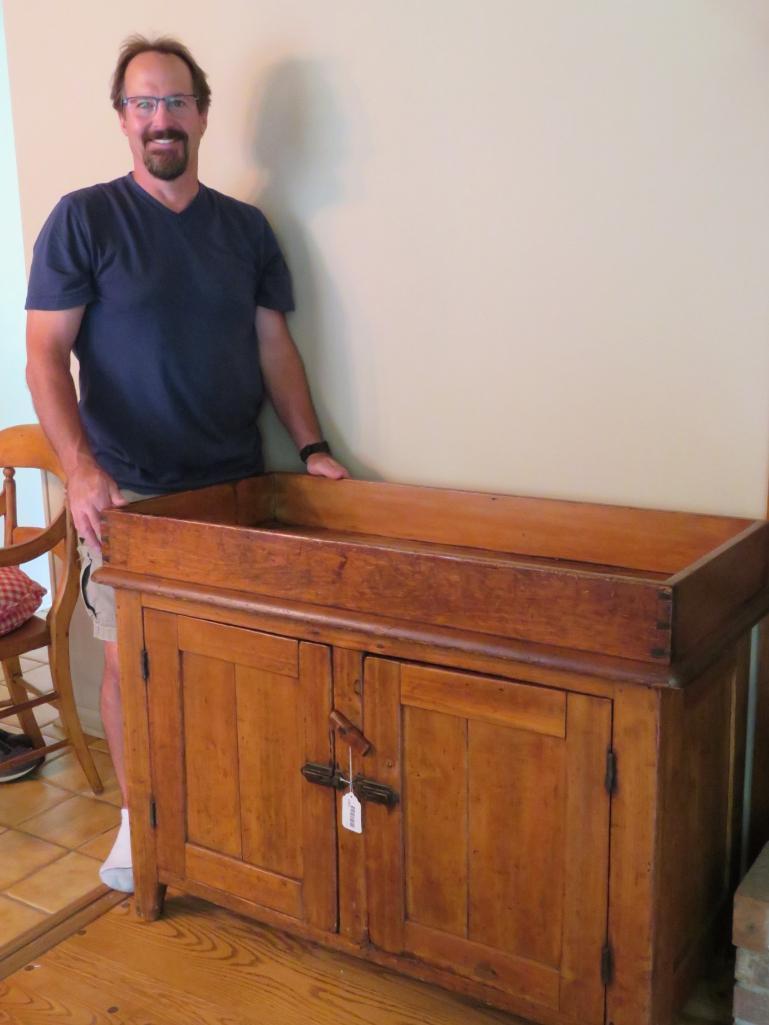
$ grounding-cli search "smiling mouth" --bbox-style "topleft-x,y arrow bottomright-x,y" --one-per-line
143,130 -> 187,146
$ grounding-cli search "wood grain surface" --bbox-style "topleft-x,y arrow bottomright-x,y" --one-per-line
0,894 -> 524,1025
105,514 -> 674,662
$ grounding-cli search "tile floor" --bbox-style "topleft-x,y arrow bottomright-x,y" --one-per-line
0,647 -> 119,949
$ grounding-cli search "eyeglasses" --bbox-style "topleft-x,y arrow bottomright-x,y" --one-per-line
121,94 -> 198,117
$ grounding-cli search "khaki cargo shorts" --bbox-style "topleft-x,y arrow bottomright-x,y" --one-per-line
78,489 -> 158,643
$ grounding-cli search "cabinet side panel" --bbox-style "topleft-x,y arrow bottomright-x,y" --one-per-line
750,617 -> 769,861
364,657 -> 404,952
671,523 -> 769,657
729,637 -> 750,893
403,706 -> 468,937
144,607 -> 185,878
656,652 -> 739,1018
559,692 -> 612,1024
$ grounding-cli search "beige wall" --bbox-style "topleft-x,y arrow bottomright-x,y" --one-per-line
6,0 -> 769,519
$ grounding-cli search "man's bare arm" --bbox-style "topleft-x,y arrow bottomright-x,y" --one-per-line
26,308 -> 126,548
256,307 -> 349,479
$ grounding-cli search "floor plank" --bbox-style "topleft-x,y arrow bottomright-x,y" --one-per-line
1,894 -> 516,1025
0,892 -> 733,1025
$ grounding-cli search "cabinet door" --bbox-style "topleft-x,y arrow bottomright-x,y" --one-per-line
144,609 -> 337,932
363,658 -> 611,1024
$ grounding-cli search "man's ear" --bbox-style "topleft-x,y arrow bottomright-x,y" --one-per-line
118,111 -> 128,137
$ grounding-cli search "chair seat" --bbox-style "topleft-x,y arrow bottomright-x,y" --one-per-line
0,614 -> 50,661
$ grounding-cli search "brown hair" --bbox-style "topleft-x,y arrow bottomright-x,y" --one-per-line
110,35 -> 212,113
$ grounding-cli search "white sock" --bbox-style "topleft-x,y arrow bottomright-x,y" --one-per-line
99,807 -> 134,893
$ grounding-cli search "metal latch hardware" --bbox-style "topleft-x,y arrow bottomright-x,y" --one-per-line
301,762 -> 345,789
300,762 -> 399,807
354,777 -> 398,807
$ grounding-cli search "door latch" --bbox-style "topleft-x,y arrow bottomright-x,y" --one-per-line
300,762 -> 399,807
329,709 -> 372,755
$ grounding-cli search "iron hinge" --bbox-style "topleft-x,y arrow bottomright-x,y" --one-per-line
601,942 -> 613,986
605,749 -> 617,795
141,648 -> 149,683
149,798 -> 157,829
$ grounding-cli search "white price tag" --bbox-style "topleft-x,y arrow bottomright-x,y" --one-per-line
342,791 -> 363,833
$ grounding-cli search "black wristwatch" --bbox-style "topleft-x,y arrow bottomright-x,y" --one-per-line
300,440 -> 331,463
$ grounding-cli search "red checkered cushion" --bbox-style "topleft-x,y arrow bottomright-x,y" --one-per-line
0,567 -> 47,637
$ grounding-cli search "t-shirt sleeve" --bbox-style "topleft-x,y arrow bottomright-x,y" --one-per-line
255,217 -> 295,313
25,195 -> 97,310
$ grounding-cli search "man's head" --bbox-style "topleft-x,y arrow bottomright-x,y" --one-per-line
111,36 -> 211,182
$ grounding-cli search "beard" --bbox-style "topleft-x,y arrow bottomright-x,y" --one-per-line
142,129 -> 189,181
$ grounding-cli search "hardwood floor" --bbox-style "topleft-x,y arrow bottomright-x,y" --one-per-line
0,891 -> 734,1025
0,893 -> 520,1025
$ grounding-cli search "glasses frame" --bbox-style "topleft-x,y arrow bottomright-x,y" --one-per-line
121,94 -> 199,116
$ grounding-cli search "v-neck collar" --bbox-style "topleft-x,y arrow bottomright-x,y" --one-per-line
126,173 -> 206,218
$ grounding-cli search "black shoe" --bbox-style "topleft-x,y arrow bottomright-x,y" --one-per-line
0,727 -> 45,782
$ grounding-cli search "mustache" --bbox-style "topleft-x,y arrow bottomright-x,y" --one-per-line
143,129 -> 188,144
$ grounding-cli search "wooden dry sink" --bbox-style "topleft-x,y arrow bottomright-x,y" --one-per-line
97,473 -> 769,1025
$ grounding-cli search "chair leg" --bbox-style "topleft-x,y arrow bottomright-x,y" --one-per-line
48,644 -> 104,795
1,657 -> 46,747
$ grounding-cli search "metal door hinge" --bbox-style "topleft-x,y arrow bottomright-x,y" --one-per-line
149,798 -> 157,829
605,749 -> 617,795
601,942 -> 613,985
141,648 -> 149,682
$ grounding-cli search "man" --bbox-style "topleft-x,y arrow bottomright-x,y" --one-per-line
25,36 -> 348,893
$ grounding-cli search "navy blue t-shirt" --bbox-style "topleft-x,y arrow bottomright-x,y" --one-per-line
26,174 -> 294,493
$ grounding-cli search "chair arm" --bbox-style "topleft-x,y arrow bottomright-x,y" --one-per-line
0,511 -> 67,567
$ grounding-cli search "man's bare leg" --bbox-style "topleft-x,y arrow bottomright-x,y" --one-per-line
100,641 -> 127,802
99,640 -> 133,891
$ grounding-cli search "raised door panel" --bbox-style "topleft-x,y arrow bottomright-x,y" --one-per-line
364,659 -> 611,1024
144,610 -> 336,932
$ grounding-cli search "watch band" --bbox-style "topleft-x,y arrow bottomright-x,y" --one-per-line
300,440 -> 331,463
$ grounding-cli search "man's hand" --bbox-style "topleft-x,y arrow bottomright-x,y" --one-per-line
306,452 -> 350,480
67,460 -> 128,549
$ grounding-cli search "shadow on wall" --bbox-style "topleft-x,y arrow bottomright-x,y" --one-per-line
247,58 -> 378,481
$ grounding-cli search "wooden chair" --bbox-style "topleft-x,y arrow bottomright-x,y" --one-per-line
0,424 -> 102,791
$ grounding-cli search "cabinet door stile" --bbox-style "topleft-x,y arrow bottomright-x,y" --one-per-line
120,594 -> 166,920
364,657 -> 405,952
559,692 -> 612,1023
143,608 -> 186,877
333,648 -> 368,943
300,641 -> 337,932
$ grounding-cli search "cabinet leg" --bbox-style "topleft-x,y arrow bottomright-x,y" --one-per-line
135,881 -> 167,921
